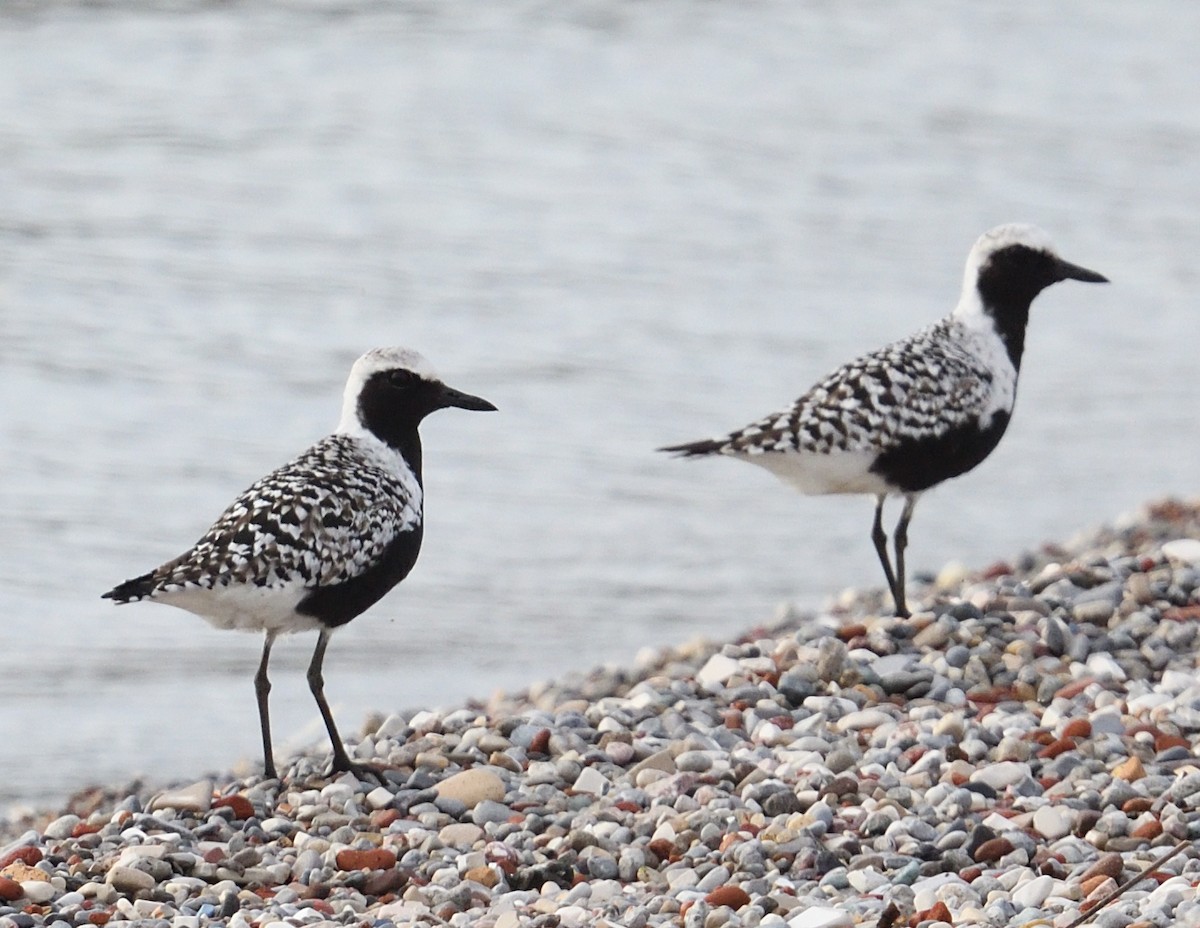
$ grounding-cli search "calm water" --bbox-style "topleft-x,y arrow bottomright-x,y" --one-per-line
1,1 -> 1198,809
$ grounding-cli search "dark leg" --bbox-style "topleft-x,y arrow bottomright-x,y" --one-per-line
891,494 -> 918,619
306,629 -> 361,775
871,495 -> 902,611
255,631 -> 278,780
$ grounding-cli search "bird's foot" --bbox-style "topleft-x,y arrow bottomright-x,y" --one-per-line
328,753 -> 390,786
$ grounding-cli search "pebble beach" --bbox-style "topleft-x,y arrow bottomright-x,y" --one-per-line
5,500 -> 1200,928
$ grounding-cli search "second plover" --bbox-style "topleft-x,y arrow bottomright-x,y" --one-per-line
661,224 -> 1107,617
103,346 -> 496,779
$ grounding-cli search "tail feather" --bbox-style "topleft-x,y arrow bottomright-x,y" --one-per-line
102,571 -> 159,603
658,437 -> 728,458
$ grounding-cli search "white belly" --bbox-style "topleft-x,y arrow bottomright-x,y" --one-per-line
736,448 -> 894,497
152,582 -> 324,634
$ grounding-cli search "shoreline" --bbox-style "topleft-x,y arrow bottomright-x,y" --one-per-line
3,498 -> 1200,927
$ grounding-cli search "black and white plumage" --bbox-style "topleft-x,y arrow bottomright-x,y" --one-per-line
103,346 -> 496,779
661,224 -> 1107,618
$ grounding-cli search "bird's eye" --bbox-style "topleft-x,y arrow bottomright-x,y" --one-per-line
386,369 -> 418,388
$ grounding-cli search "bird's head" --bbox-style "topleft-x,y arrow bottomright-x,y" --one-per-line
965,223 -> 1108,306
338,346 -> 496,446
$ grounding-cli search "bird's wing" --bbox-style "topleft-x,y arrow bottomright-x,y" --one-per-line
149,437 -> 421,594
719,325 -> 996,457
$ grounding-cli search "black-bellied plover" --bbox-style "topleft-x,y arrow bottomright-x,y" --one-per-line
661,224 -> 1107,617
103,347 -> 496,779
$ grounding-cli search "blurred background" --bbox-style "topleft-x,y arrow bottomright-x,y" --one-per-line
1,1 -> 1197,809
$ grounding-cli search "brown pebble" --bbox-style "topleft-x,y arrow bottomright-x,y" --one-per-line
362,867 -> 408,896
87,914 -> 112,926
335,848 -> 397,871
528,728 -> 551,755
464,865 -> 499,888
973,837 -> 1015,862
1062,718 -> 1092,739
1155,733 -> 1189,752
837,623 -> 867,641
1131,819 -> 1163,839
1038,737 -> 1076,759
1081,853 -> 1124,882
1123,798 -> 1154,814
1114,756 -> 1146,781
0,847 -> 41,870
1083,875 -> 1117,898
1055,676 -> 1099,699
370,809 -> 401,829
704,885 -> 751,909
968,686 -> 1020,704
0,877 -> 21,902
916,901 -> 952,924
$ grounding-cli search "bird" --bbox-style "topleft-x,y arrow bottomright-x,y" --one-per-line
660,224 -> 1107,618
103,346 -> 496,780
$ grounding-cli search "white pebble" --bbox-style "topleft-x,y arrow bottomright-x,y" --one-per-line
970,761 -> 1031,790
1011,873 -> 1055,909
1163,538 -> 1200,566
696,653 -> 742,689
787,907 -> 853,928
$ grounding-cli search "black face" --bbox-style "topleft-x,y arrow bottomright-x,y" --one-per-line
975,243 -> 1107,371
357,368 -> 496,451
979,244 -> 1107,308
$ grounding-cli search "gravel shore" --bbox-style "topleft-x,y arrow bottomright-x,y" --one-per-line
5,499 -> 1200,928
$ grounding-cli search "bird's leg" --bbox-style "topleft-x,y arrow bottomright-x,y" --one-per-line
891,494 -> 918,619
306,629 -> 379,781
871,495 -> 902,613
255,631 -> 279,780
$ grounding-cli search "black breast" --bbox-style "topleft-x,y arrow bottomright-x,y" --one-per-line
295,524 -> 425,628
869,411 -> 1012,494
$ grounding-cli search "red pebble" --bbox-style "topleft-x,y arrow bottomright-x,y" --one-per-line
0,877 -> 21,902
335,848 -> 397,871
528,728 -> 551,755
214,795 -> 256,820
72,823 -> 101,838
87,913 -> 112,926
0,847 -> 41,870
705,885 -> 751,909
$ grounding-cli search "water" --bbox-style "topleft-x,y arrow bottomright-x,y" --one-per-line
1,1 -> 1197,810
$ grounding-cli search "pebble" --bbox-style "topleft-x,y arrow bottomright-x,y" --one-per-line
2,499 -> 1200,928
432,768 -> 506,808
